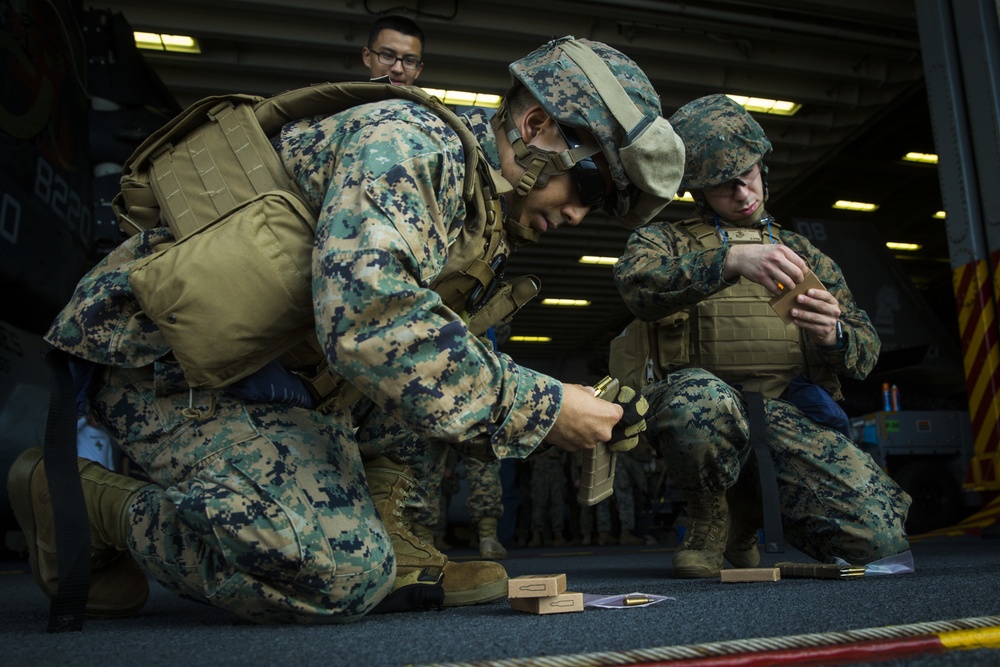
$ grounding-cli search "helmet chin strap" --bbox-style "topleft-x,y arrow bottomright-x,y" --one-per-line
491,103 -> 600,244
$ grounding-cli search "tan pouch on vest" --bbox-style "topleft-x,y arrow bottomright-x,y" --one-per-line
609,318 -> 655,390
129,190 -> 316,389
653,311 -> 692,373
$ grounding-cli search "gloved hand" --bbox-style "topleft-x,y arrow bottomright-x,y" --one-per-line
608,385 -> 648,452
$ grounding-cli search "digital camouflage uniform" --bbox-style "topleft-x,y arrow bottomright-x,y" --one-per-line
45,101 -> 561,623
529,447 -> 568,540
614,214 -> 912,564
409,449 -> 504,530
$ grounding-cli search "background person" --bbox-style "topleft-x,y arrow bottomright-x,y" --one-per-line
362,15 -> 424,85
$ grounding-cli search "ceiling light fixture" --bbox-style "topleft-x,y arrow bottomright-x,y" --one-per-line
509,336 -> 552,343
934,210 -> 947,219
579,256 -> 617,265
134,31 -> 201,54
727,94 -> 801,116
422,88 -> 501,108
541,298 -> 591,307
886,242 -> 922,251
832,200 -> 879,212
903,152 -> 939,164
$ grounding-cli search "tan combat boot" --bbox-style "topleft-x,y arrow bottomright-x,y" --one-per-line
7,446 -> 153,617
412,522 -> 436,547
364,457 -> 507,608
673,492 -> 729,578
724,475 -> 763,568
476,518 -> 507,560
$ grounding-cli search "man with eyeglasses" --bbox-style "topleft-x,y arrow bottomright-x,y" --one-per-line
16,37 -> 681,624
613,94 -> 911,579
362,15 -> 424,86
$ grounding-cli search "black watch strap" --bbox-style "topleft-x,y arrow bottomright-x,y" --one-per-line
818,320 -> 845,351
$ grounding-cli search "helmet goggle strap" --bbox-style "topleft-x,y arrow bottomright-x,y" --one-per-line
556,124 -> 615,212
557,39 -> 686,225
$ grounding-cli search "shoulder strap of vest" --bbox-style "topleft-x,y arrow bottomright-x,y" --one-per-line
255,83 -> 485,204
675,217 -> 722,249
114,82 -> 506,239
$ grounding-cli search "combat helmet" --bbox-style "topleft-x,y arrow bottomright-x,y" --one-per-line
669,93 -> 772,192
497,36 -> 684,231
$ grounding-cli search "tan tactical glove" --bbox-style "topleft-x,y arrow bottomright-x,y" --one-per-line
608,385 -> 648,452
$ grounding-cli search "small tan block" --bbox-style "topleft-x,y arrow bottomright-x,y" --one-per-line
507,573 -> 567,598
509,591 -> 584,614
720,567 -> 781,583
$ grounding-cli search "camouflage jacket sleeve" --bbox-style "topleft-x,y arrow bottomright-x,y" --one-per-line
613,219 -> 733,319
44,227 -> 174,366
781,230 -> 880,380
614,218 -> 879,380
277,100 -> 560,458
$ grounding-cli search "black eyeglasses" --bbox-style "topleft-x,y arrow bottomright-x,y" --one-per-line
373,49 -> 422,71
557,125 -> 614,212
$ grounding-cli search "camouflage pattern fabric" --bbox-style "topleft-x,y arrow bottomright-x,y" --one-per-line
464,456 -> 505,522
44,101 -> 564,621
509,36 -> 662,220
94,364 -> 393,623
668,93 -> 772,190
355,325 -> 508,529
530,449 -> 568,534
615,212 -> 911,565
356,412 -> 504,526
614,214 -> 880,386
643,368 -> 910,564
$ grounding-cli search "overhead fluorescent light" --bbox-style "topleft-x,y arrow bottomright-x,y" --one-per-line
903,152 -> 938,164
541,298 -> 591,307
134,31 -> 201,54
579,255 -> 617,265
886,242 -> 922,251
934,210 -> 946,219
422,88 -> 501,108
727,94 -> 801,116
509,336 -> 551,343
832,200 -> 879,212
674,191 -> 695,202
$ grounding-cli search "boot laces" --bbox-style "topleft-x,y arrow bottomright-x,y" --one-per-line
683,519 -> 724,550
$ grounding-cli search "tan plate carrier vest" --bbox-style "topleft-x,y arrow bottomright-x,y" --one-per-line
609,218 -> 839,399
114,82 -> 539,410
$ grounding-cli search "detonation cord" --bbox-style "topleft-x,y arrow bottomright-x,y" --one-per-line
420,615 -> 1000,667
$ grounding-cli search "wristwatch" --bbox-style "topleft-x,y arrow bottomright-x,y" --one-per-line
818,320 -> 845,351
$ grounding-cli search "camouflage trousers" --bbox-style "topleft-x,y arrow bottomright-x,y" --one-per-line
644,368 -> 911,564
530,456 -> 567,532
356,408 -> 503,527
92,364 -> 394,624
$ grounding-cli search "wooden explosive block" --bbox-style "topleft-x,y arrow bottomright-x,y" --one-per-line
720,567 -> 781,583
